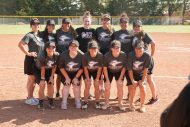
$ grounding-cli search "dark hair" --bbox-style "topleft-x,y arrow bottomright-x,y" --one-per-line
160,82 -> 190,127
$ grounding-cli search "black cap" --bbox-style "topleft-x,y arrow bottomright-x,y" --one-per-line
45,41 -> 56,49
47,19 -> 55,25
69,40 -> 79,47
111,40 -> 121,48
88,41 -> 98,49
133,20 -> 142,26
134,41 -> 144,49
120,17 -> 129,23
30,18 -> 40,26
62,18 -> 71,24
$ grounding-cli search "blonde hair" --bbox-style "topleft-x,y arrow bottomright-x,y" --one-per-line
101,13 -> 113,34
82,11 -> 92,21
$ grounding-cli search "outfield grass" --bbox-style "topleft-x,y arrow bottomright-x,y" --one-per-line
0,25 -> 189,34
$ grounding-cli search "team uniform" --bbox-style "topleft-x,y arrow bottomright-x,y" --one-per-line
132,32 -> 154,75
83,52 -> 103,79
21,32 -> 44,75
34,51 -> 59,84
55,29 -> 75,54
113,30 -> 133,55
103,51 -> 127,82
58,50 -> 83,109
40,31 -> 56,44
95,27 -> 115,55
126,51 -> 151,85
76,27 -> 95,53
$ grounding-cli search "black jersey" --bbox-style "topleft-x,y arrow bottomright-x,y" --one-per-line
58,50 -> 83,73
76,27 -> 95,53
83,52 -> 103,72
95,27 -> 115,55
103,51 -> 127,73
127,51 -> 151,75
113,30 -> 133,54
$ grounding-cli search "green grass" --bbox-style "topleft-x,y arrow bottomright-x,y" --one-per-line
0,25 -> 189,34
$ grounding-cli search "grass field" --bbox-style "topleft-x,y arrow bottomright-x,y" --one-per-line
0,25 -> 189,34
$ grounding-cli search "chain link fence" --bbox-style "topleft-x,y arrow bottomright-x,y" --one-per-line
0,16 -> 189,25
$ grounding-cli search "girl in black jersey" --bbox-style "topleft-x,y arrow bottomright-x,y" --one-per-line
76,11 -> 95,53
41,19 -> 56,43
34,42 -> 59,110
132,20 -> 159,105
58,40 -> 83,109
18,18 -> 44,106
55,18 -> 78,100
95,13 -> 115,98
102,40 -> 126,111
82,40 -> 103,109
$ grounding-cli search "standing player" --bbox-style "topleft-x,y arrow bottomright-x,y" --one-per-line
76,11 -> 95,53
55,18 -> 78,99
127,40 -> 151,113
102,40 -> 126,110
132,20 -> 159,105
34,42 -> 59,110
95,13 -> 115,98
40,19 -> 56,43
82,40 -> 103,109
18,18 -> 44,105
113,13 -> 133,100
58,40 -> 83,109
113,12 -> 132,54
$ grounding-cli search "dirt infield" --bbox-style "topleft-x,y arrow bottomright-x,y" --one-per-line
0,33 -> 189,127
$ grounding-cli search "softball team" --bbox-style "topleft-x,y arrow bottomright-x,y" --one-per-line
19,14 -> 158,113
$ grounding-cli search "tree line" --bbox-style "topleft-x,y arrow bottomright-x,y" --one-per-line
0,0 -> 189,17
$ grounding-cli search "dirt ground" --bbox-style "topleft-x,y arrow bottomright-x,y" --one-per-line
0,33 -> 189,127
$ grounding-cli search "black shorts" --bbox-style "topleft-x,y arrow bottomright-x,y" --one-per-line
33,66 -> 52,84
60,72 -> 82,85
83,71 -> 98,80
148,57 -> 154,75
104,71 -> 122,83
126,73 -> 143,86
24,55 -> 35,75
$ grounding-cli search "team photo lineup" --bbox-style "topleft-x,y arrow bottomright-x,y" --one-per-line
18,11 -> 159,113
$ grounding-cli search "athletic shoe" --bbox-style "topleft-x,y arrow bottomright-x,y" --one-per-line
76,101 -> 81,109
61,102 -> 67,110
81,101 -> 88,109
146,97 -> 159,105
55,93 -> 60,100
95,102 -> 101,109
129,105 -> 136,112
32,98 -> 39,103
101,103 -> 109,110
25,98 -> 39,105
48,103 -> 55,109
119,104 -> 126,111
37,103 -> 45,111
139,107 -> 146,113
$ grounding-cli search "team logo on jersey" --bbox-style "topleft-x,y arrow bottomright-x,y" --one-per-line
88,61 -> 99,70
46,60 -> 55,68
109,60 -> 123,70
133,61 -> 143,70
119,34 -> 130,40
66,61 -> 79,72
59,35 -> 72,44
132,37 -> 139,48
82,32 -> 92,39
98,32 -> 111,42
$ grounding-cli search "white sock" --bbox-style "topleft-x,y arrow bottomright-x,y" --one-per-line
62,85 -> 70,103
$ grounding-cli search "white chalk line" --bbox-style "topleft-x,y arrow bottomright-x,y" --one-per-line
0,66 -> 188,79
